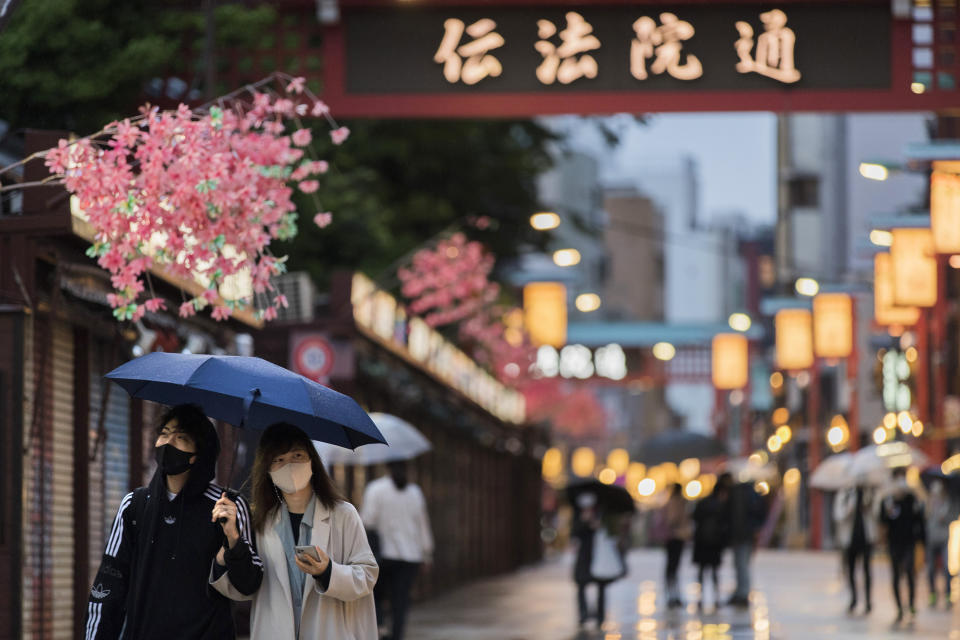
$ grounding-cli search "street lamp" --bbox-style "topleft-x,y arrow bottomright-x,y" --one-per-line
859,162 -> 891,181
530,212 -> 561,231
575,293 -> 601,312
552,248 -> 581,267
728,312 -> 752,332
869,229 -> 894,247
652,342 -> 676,361
795,277 -> 820,296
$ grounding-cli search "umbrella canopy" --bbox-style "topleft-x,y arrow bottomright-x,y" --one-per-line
634,429 -> 725,465
849,442 -> 929,484
565,479 -> 635,515
920,465 -> 960,492
314,413 -> 431,465
106,352 -> 385,448
809,452 -> 857,490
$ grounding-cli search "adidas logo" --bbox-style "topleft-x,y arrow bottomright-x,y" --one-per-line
164,515 -> 177,525
91,584 -> 111,599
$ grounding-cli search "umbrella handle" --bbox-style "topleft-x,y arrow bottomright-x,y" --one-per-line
218,488 -> 240,525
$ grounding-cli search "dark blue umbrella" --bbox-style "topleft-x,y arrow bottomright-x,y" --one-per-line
106,352 -> 385,448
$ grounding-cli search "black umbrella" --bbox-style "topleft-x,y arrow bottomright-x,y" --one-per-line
634,429 -> 725,465
566,479 -> 635,515
920,465 -> 960,493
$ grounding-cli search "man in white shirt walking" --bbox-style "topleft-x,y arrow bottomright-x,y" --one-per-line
361,461 -> 434,640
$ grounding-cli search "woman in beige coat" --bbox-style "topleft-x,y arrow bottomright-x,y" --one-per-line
212,422 -> 378,639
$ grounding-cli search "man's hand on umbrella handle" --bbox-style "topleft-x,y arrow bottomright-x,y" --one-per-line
212,492 -> 240,548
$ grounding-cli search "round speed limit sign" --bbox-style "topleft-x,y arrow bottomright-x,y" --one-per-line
293,336 -> 335,380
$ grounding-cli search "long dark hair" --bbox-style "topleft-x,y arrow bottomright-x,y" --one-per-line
251,422 -> 343,532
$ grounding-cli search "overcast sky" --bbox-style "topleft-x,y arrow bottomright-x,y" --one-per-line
545,112 -> 778,226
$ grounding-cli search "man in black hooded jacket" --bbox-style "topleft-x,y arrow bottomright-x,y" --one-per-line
85,404 -> 263,639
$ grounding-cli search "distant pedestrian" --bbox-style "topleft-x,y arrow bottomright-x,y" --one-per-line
833,484 -> 877,613
692,473 -> 732,611
925,479 -> 953,608
726,480 -> 766,607
361,461 -> 434,640
658,483 -> 692,608
879,467 -> 926,623
571,492 -> 627,629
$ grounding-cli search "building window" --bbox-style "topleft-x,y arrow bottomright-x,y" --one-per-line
788,175 -> 819,208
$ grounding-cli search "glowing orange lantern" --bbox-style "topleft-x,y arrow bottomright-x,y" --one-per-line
874,253 -> 920,326
775,309 -> 813,371
712,333 -> 748,390
891,228 -> 937,308
931,162 -> 960,254
813,293 -> 853,359
523,282 -> 567,347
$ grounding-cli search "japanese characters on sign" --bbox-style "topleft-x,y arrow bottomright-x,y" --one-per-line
434,18 -> 505,85
433,9 -> 801,86
336,2 -> 892,110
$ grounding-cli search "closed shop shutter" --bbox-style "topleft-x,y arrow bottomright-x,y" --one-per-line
102,371 -> 129,531
50,321 -> 75,638
20,316 -> 36,636
87,347 -> 106,585
20,319 -> 75,638
87,342 -> 130,589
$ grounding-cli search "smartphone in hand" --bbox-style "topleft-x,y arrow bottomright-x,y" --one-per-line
295,545 -> 320,562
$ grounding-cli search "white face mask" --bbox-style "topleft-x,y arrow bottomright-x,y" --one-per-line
269,461 -> 313,495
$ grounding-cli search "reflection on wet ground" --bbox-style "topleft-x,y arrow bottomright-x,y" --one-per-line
406,548 -> 960,639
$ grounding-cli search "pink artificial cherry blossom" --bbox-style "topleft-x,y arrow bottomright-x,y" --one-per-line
291,129 -> 312,147
313,212 -> 333,228
286,76 -> 306,94
40,75 -> 347,324
330,127 -> 350,145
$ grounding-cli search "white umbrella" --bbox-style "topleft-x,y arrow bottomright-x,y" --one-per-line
313,412 -> 431,465
809,452 -> 856,490
849,442 -> 929,484
727,457 -> 778,483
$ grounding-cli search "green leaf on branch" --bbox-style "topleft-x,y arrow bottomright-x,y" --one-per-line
195,179 -> 219,193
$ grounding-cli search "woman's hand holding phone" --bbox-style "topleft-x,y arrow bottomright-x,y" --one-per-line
295,545 -> 330,576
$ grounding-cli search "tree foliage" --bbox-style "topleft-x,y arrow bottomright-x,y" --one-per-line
0,0 -> 275,133
278,118 -> 555,290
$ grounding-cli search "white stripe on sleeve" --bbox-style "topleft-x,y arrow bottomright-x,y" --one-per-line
85,602 -> 101,640
105,493 -> 134,557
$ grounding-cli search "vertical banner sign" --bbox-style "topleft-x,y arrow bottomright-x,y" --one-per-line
930,162 -> 960,253
712,333 -> 748,390
812,293 -> 853,359
874,253 -> 920,326
891,228 -> 937,308
523,282 -> 567,348
775,308 -> 813,371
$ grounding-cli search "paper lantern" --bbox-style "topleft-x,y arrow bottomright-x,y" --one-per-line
931,162 -> 960,253
775,309 -> 814,371
712,333 -> 749,389
570,446 -> 596,478
606,448 -> 630,476
891,228 -> 937,307
541,447 -> 563,480
523,282 -> 567,347
874,253 -> 920,326
812,293 -> 853,359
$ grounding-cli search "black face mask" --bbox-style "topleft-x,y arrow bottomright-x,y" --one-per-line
155,443 -> 195,476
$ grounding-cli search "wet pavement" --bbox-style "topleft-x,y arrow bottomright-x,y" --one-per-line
405,548 -> 960,639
